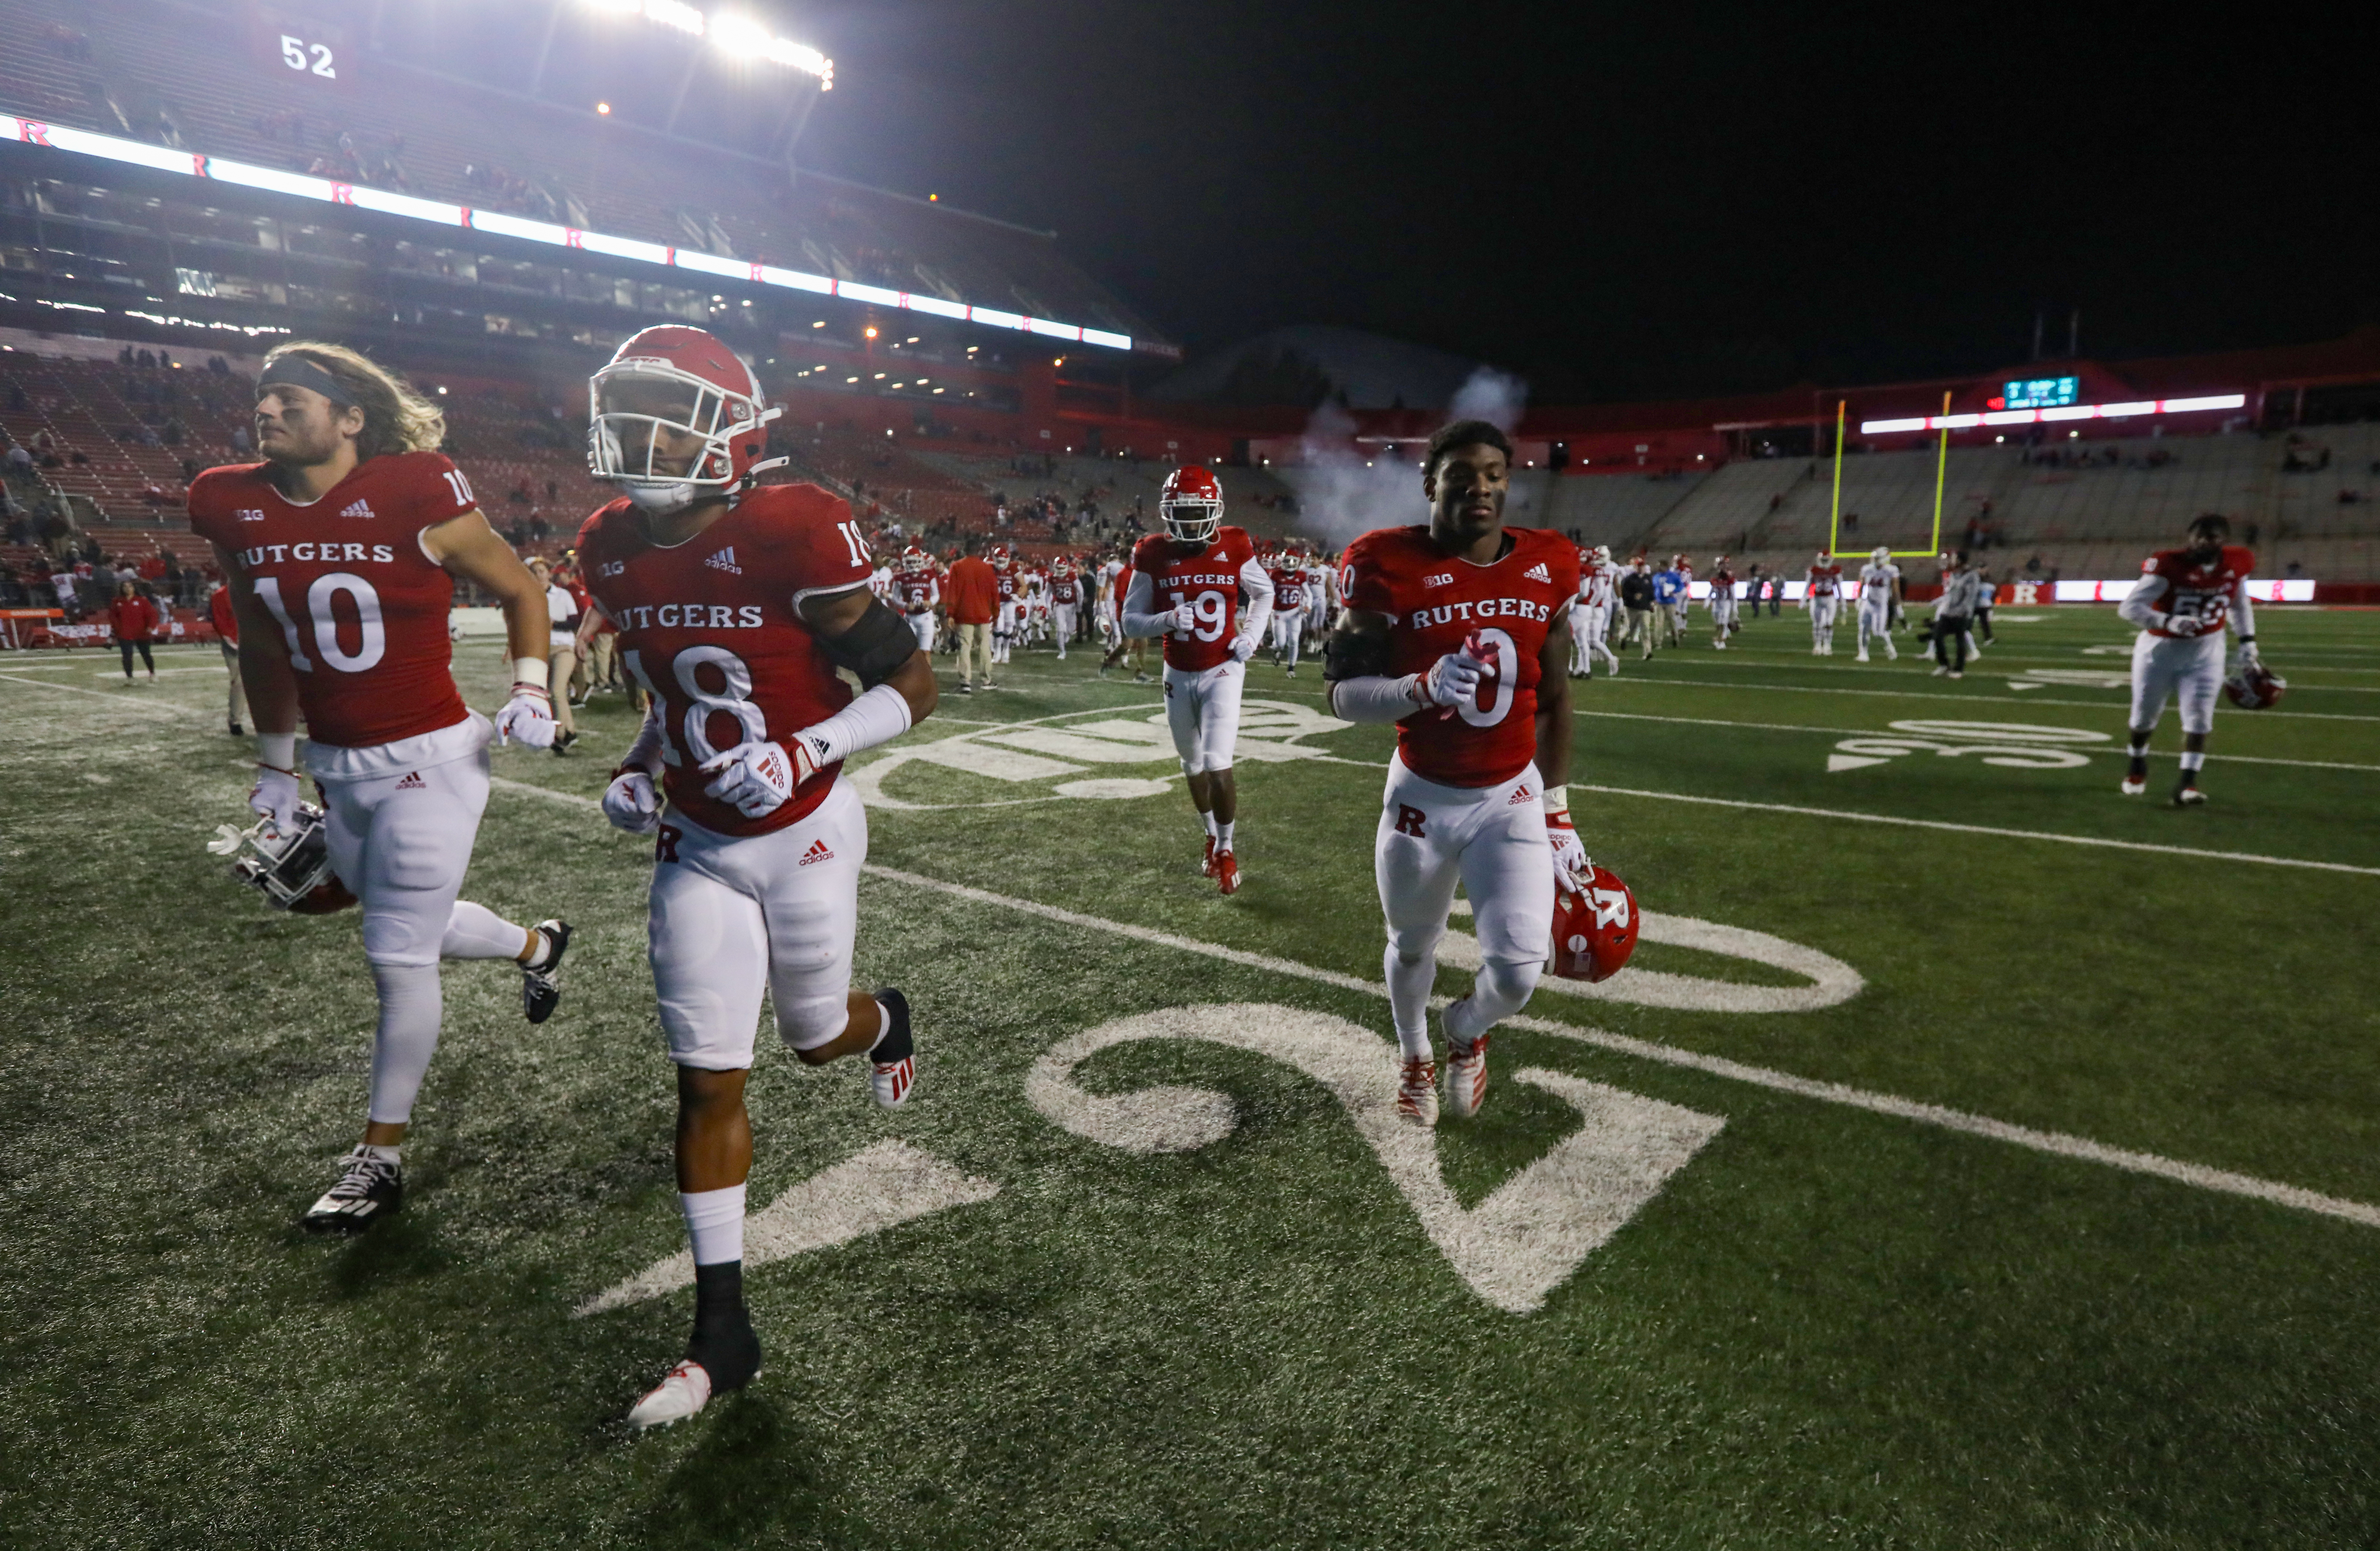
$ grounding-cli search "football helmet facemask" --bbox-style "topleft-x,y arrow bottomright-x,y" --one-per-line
1549,864 -> 1638,984
589,325 -> 785,513
207,803 -> 358,915
1161,466 -> 1225,545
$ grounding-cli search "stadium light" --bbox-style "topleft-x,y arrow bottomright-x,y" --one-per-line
585,0 -> 833,85
0,112 -> 1127,349
1860,393 -> 2243,434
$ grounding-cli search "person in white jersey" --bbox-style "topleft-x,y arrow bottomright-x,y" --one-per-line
1570,544 -> 1620,677
1855,546 -> 1902,662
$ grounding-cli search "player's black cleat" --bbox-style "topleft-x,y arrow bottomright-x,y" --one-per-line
301,1145 -> 402,1234
869,987 -> 915,1107
522,918 -> 571,1023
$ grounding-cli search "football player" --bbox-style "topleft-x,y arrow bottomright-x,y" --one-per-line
190,342 -> 569,1235
1120,466 -> 1273,892
1323,419 -> 1584,1127
1570,543 -> 1620,677
1652,555 -> 1687,646
1048,555 -> 1082,659
1706,554 -> 1737,648
1098,547 -> 1150,682
2116,513 -> 2259,804
1854,545 -> 1901,662
1268,547 -> 1308,674
894,545 -> 940,652
990,545 -> 1021,666
1669,553 -> 1696,645
578,327 -> 937,1429
1803,550 -> 1844,654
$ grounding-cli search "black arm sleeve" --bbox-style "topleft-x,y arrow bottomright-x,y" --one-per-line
1322,625 -> 1391,683
815,595 -> 918,687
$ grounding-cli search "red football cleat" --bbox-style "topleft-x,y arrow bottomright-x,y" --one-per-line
1213,848 -> 1240,895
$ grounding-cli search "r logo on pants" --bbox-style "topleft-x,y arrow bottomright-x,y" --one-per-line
656,824 -> 682,864
1394,804 -> 1428,837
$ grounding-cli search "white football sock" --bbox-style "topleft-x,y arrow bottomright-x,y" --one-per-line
441,899 -> 528,961
1444,959 -> 1541,1045
1201,811 -> 1219,840
2180,750 -> 2206,773
1385,944 -> 1435,1061
363,1143 -> 401,1166
365,962 -> 443,1125
1217,821 -> 1235,851
680,1184 -> 747,1266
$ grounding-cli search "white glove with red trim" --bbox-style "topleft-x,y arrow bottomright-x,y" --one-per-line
1169,601 -> 1198,633
495,683 -> 557,748
699,739 -> 819,820
1228,633 -> 1257,663
1422,638 -> 1492,708
602,767 -> 662,834
1544,789 -> 1590,897
2162,614 -> 2213,639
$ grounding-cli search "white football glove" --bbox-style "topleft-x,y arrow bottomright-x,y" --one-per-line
1169,601 -> 1198,634
2162,614 -> 2211,639
494,683 -> 557,748
602,767 -> 662,834
249,764 -> 301,835
1228,633 -> 1257,663
699,739 -> 817,820
1422,643 -> 1491,708
2236,639 -> 2260,667
1546,810 -> 1591,897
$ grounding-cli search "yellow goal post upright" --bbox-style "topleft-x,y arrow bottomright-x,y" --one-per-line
1829,390 -> 1952,560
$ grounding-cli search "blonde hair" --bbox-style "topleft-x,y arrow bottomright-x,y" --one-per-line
262,341 -> 446,461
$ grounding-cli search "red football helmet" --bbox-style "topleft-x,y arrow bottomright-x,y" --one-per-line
1161,465 -> 1225,544
901,544 -> 929,574
2224,659 -> 2288,709
1549,865 -> 1639,983
588,325 -> 784,510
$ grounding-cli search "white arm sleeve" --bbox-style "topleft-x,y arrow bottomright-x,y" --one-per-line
2117,572 -> 2169,631
619,703 -> 667,776
1328,674 -> 1427,724
795,683 -> 914,766
2232,576 -> 2255,639
1234,556 -> 1273,649
1120,571 -> 1174,637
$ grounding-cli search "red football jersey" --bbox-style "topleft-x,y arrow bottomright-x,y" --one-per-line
1132,526 -> 1261,672
1050,573 -> 1081,605
894,574 -> 938,614
188,451 -> 475,749
1270,565 -> 1307,612
577,483 -> 873,837
2140,544 -> 2255,638
1805,563 -> 1842,597
995,570 -> 1019,604
1340,525 -> 1580,788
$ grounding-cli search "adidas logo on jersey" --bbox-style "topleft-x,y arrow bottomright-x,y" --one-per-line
1508,784 -> 1534,805
1523,562 -> 1552,583
340,500 -> 375,519
395,771 -> 425,790
704,547 -> 743,576
797,838 -> 834,867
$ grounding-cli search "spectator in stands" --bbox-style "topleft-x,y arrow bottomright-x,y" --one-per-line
108,579 -> 158,682
5,442 -> 29,477
527,558 -> 580,753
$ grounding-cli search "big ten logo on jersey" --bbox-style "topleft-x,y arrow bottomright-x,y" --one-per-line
1423,572 -> 1453,589
238,508 -> 267,523
851,699 -> 1342,811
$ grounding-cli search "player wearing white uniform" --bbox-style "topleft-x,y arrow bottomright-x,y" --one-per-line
1121,466 -> 1273,894
191,343 -> 568,1236
1705,555 -> 1738,647
579,326 -> 937,1430
1305,549 -> 1331,643
2116,514 -> 2258,805
1855,546 -> 1901,661
1095,554 -> 1125,650
1324,419 -> 1585,1128
1570,544 -> 1621,677
1803,552 -> 1843,654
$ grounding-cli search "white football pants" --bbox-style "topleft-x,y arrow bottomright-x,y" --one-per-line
908,612 -> 937,653
2130,631 -> 2224,735
994,601 -> 1023,662
1052,602 -> 1078,657
1373,753 -> 1553,1056
649,777 -> 867,1070
1707,595 -> 1737,636
1271,612 -> 1302,667
1808,596 -> 1839,650
1163,660 -> 1244,776
1857,600 -> 1896,657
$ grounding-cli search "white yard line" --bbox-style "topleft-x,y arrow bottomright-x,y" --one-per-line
860,864 -> 2380,1233
1573,710 -> 2380,774
1564,780 -> 2380,876
1600,674 -> 2380,722
0,671 -> 204,716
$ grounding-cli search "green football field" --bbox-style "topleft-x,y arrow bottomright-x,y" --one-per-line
4,603 -> 2377,1549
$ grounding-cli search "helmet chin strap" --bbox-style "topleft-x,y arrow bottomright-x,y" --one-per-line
622,479 -> 702,514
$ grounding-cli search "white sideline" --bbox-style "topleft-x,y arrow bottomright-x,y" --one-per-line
470,777 -> 2380,1234
1603,673 -> 2380,723
859,863 -> 2380,1233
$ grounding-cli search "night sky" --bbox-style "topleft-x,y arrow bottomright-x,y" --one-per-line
790,2 -> 2376,402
